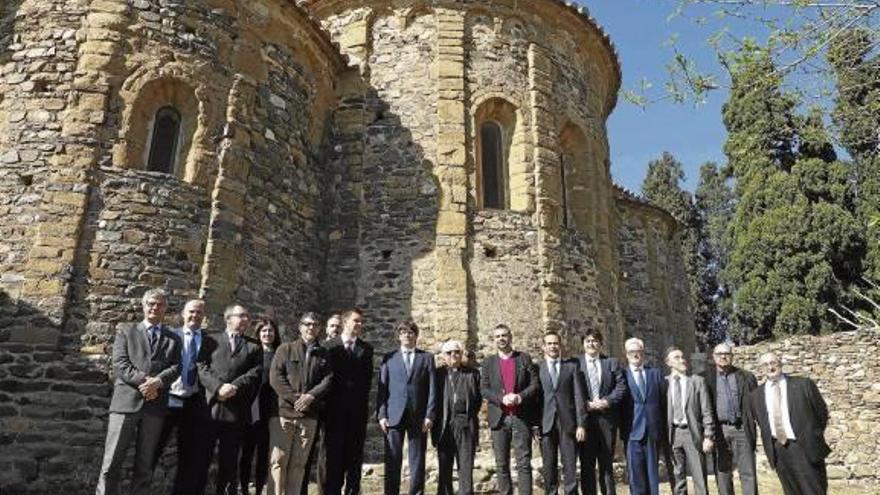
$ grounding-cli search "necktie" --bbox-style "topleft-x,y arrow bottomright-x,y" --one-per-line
772,380 -> 788,444
635,369 -> 646,398
229,333 -> 239,354
345,340 -> 353,354
404,351 -> 413,374
673,375 -> 685,425
588,359 -> 601,400
550,360 -> 559,389
184,331 -> 198,387
148,326 -> 158,352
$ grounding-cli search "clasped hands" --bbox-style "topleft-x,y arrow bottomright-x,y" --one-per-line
138,376 -> 162,401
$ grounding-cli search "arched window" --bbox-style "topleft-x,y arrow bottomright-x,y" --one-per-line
147,106 -> 181,174
480,121 -> 505,209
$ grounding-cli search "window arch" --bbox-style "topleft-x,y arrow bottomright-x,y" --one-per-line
147,106 -> 181,174
480,120 -> 505,209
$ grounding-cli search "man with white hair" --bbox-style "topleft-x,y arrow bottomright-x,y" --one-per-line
701,343 -> 758,495
432,339 -> 481,495
749,352 -> 829,495
620,337 -> 667,495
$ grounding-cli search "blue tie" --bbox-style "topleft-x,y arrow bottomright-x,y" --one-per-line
148,326 -> 159,351
636,369 -> 646,398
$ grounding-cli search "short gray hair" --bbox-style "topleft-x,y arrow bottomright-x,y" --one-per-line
142,288 -> 168,306
758,352 -> 780,366
224,304 -> 247,319
713,342 -> 733,354
183,299 -> 205,311
624,337 -> 644,352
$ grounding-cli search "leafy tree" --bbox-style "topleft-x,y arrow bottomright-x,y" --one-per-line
828,27 -> 880,279
723,46 -> 865,342
694,161 -> 736,342
641,152 -> 717,348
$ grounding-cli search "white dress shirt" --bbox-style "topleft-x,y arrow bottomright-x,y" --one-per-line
764,375 -> 797,441
668,372 -> 690,426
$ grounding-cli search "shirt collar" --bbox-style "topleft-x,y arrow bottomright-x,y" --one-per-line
585,354 -> 600,363
630,365 -> 643,373
184,325 -> 201,335
143,320 -> 160,331
400,346 -> 415,353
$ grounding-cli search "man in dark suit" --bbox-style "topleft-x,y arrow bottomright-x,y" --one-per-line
538,332 -> 587,495
702,343 -> 758,495
432,339 -> 481,495
620,337 -> 667,495
577,328 -> 627,495
750,352 -> 830,495
95,288 -> 181,495
377,320 -> 437,495
197,303 -> 263,495
269,311 -> 333,495
664,347 -> 714,495
323,308 -> 374,495
154,298 -> 211,495
480,323 -> 540,495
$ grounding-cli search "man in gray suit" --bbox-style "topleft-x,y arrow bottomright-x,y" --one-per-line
95,288 -> 181,495
665,347 -> 714,495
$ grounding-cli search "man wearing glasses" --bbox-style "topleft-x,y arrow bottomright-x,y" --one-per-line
702,343 -> 758,495
377,320 -> 437,495
432,340 -> 481,495
620,337 -> 667,495
480,324 -> 540,495
197,304 -> 263,495
269,312 -> 333,495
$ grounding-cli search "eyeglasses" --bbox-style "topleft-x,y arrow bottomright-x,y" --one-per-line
494,334 -> 511,339
230,313 -> 249,318
301,321 -> 317,326
714,352 -> 732,356
444,350 -> 462,355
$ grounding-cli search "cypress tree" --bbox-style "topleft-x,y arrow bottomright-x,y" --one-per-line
723,46 -> 865,342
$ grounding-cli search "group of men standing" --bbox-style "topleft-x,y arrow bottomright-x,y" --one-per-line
95,287 -> 830,495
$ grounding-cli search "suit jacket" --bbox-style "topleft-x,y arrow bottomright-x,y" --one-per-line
110,322 -> 181,415
377,348 -> 437,428
325,336 -> 374,419
538,358 -> 588,435
665,374 -> 715,447
621,366 -> 667,444
480,351 -> 540,429
270,340 -> 333,419
431,366 -> 481,445
197,331 -> 262,424
577,354 -> 627,424
749,375 -> 830,468
703,366 -> 758,450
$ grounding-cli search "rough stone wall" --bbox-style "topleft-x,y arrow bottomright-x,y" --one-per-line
726,330 -> 880,481
615,195 -> 695,364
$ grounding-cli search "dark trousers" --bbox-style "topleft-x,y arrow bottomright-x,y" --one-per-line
579,417 -> 617,495
205,421 -> 246,495
490,415 -> 533,495
670,427 -> 708,495
626,437 -> 661,495
384,412 -> 427,495
303,420 -> 326,495
437,417 -> 477,495
773,439 -> 827,495
240,418 -> 270,495
714,423 -> 757,495
540,424 -> 578,495
155,396 -> 212,495
324,412 -> 368,495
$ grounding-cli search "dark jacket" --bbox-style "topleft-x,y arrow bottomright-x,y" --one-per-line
703,366 -> 758,450
270,340 -> 333,420
576,354 -> 627,424
665,374 -> 715,447
480,351 -> 540,429
197,331 -> 262,423
621,365 -> 667,444
749,375 -> 830,468
538,358 -> 588,435
377,348 -> 437,427
431,365 -> 481,446
110,322 -> 181,415
325,336 -> 374,420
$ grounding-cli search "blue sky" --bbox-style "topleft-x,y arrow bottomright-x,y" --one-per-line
585,0 -> 732,193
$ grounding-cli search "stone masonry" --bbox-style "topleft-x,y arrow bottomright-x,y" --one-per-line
1,0 -> 694,492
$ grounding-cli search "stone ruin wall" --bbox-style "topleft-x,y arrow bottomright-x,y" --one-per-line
722,330 -> 880,482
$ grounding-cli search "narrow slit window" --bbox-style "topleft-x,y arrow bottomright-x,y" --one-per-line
560,155 -> 569,228
147,106 -> 181,174
480,121 -> 505,209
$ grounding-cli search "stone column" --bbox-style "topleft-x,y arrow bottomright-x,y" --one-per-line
433,8 -> 470,345
529,43 -> 565,335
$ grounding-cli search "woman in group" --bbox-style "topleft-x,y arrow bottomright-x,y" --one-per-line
240,316 -> 281,495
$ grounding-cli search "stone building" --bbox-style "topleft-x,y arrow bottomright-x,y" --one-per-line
0,0 -> 692,492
